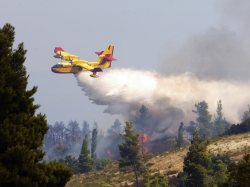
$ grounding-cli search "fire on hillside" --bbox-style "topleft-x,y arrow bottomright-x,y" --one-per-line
107,150 -> 114,157
139,131 -> 151,155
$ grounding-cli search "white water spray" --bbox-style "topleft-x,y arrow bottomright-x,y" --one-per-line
75,69 -> 250,139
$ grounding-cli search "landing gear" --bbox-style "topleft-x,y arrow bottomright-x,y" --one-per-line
90,72 -> 99,78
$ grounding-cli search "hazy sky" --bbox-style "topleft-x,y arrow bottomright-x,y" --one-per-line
1,0 -> 243,131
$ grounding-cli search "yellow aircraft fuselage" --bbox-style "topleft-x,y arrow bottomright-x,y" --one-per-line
51,61 -> 111,73
51,45 -> 115,78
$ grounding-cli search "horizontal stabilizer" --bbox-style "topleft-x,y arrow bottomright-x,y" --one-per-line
104,54 -> 116,61
104,56 -> 117,61
95,51 -> 104,56
54,47 -> 65,53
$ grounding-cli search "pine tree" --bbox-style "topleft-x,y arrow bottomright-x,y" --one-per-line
78,135 -> 95,173
82,120 -> 91,137
59,155 -> 79,174
118,121 -> 142,187
192,101 -> 214,138
241,105 -> 250,122
212,160 -> 228,186
176,122 -> 184,147
0,23 -> 72,187
67,120 -> 81,145
93,121 -> 98,131
222,154 -> 250,187
183,129 -> 211,187
214,100 -> 226,137
107,119 -> 122,135
96,158 -> 112,170
91,128 -> 98,162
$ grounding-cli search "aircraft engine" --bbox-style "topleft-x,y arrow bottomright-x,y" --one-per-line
54,54 -> 61,58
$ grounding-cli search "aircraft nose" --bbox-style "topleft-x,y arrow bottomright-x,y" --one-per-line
51,65 -> 57,73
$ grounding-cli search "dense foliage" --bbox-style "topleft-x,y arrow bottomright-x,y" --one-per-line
78,135 -> 95,173
44,120 -> 91,160
183,129 -> 211,187
224,118 -> 250,136
118,121 -> 143,187
241,105 -> 250,122
222,154 -> 250,187
213,100 -> 226,137
59,155 -> 79,174
143,168 -> 169,187
91,128 -> 98,162
96,158 -> 112,170
0,23 -> 72,187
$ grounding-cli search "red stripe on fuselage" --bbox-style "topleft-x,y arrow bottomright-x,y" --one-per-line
51,69 -> 73,73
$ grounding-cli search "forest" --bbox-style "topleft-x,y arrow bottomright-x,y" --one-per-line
2,22 -> 250,187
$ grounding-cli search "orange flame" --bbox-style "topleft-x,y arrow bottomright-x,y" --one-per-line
107,150 -> 114,157
138,131 -> 150,154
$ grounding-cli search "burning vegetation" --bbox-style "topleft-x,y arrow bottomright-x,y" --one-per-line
139,131 -> 151,155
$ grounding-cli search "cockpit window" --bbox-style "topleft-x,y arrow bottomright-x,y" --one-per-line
52,64 -> 63,68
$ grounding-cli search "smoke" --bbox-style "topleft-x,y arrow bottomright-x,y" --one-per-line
159,28 -> 250,80
74,1 -> 250,141
217,0 -> 250,38
75,70 -> 250,141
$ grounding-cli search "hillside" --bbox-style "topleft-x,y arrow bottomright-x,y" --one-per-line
65,132 -> 250,187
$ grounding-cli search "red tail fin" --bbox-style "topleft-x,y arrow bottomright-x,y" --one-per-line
54,47 -> 65,53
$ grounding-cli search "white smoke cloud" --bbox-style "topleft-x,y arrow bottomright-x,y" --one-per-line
74,1 -> 250,140
75,69 -> 250,140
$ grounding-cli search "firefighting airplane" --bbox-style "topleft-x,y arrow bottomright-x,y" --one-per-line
51,45 -> 116,78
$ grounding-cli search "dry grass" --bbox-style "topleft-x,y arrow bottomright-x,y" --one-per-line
207,132 -> 250,162
65,147 -> 188,187
66,132 -> 250,186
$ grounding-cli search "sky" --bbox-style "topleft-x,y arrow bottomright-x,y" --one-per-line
1,0 -> 248,132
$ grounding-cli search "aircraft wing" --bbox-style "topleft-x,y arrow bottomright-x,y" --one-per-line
78,63 -> 94,71
54,47 -> 79,61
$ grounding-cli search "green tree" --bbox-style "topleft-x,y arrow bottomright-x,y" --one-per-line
118,121 -> 142,187
59,155 -> 79,174
183,129 -> 211,187
176,122 -> 185,147
53,142 -> 64,155
222,154 -> 250,187
224,118 -> 250,135
44,160 -> 74,187
191,101 -> 214,138
91,128 -> 98,162
241,105 -> 250,122
107,119 -> 122,135
96,158 -> 112,170
177,171 -> 187,187
211,152 -> 232,170
82,120 -> 91,137
143,168 -> 169,187
214,100 -> 226,137
78,134 -> 95,173
0,23 -> 72,187
142,167 -> 151,187
212,160 -> 228,186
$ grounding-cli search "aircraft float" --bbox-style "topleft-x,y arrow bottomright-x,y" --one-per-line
51,45 -> 116,78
